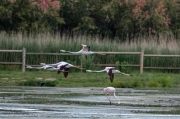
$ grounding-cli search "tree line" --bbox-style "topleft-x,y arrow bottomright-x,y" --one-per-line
1,0 -> 180,40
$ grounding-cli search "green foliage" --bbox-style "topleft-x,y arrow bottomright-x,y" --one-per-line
0,0 -> 63,32
42,80 -> 58,87
147,76 -> 172,87
0,70 -> 179,88
147,79 -> 159,87
112,79 -> 143,88
73,16 -> 97,32
159,76 -> 172,87
0,32 -> 180,71
110,74 -> 173,88
115,61 -> 120,69
22,79 -> 42,86
120,61 -> 129,72
115,61 -> 130,72
18,78 -> 57,87
80,55 -> 95,69
0,65 -> 4,71
0,0 -> 180,39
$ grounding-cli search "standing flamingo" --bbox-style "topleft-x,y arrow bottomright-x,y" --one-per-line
103,87 -> 120,105
86,67 -> 132,83
60,44 -> 106,55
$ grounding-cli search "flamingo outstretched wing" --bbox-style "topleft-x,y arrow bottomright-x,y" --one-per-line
57,64 -> 68,74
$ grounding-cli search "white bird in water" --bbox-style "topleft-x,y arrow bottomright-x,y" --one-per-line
86,67 -> 132,83
103,87 -> 120,105
60,44 -> 106,55
40,61 -> 83,78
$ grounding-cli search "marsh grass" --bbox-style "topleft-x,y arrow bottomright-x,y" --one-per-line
147,76 -> 172,87
110,72 -> 178,88
0,70 -> 179,88
0,32 -> 180,71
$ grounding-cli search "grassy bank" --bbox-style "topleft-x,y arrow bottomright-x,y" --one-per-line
0,32 -> 180,71
0,70 -> 179,89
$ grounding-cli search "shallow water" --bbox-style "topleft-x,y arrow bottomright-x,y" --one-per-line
0,86 -> 179,119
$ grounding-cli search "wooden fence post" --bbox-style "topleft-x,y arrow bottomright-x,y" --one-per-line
81,55 -> 85,72
140,50 -> 144,74
22,48 -> 26,72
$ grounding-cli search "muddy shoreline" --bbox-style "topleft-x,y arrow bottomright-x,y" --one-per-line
0,86 -> 180,119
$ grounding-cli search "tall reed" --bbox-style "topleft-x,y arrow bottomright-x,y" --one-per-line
0,32 -> 180,71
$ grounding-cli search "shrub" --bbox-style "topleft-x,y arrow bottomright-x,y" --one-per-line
23,79 -> 41,86
80,55 -> 95,69
159,76 -> 172,87
18,79 -> 57,87
146,76 -> 172,88
147,80 -> 159,87
131,79 -> 141,88
43,80 -> 57,87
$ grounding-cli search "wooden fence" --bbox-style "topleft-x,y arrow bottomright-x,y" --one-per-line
0,48 -> 180,73
0,48 -> 26,72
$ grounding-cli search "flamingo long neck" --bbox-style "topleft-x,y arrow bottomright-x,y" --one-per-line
73,66 -> 82,70
62,50 -> 79,54
45,63 -> 59,66
113,91 -> 120,102
90,69 -> 106,72
46,67 -> 58,71
70,51 -> 81,54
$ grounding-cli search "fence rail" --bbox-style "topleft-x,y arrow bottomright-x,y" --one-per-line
0,50 -> 23,53
26,53 -> 80,55
144,54 -> 180,57
0,62 -> 22,65
0,48 -> 180,73
0,48 -> 26,72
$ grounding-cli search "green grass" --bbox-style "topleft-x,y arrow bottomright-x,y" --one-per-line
0,70 -> 179,88
134,109 -> 180,115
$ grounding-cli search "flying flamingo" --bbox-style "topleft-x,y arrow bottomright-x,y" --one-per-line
86,67 -> 132,83
26,65 -> 57,70
103,87 -> 120,105
60,44 -> 106,55
40,61 -> 83,78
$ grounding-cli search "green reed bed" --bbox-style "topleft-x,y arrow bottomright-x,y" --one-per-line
0,32 -> 180,71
